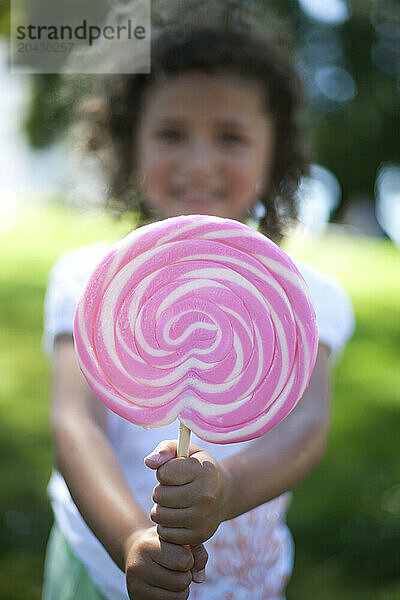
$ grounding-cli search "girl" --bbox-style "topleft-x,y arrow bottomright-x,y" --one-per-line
42,1 -> 354,599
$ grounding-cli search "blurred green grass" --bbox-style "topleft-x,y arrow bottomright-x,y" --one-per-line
0,206 -> 399,599
284,232 -> 400,599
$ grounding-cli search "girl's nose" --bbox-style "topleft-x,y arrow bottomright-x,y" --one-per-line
182,139 -> 216,181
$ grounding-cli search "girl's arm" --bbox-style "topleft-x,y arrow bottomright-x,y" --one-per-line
51,334 -> 151,569
147,343 -> 331,545
51,335 -> 206,598
220,342 -> 331,521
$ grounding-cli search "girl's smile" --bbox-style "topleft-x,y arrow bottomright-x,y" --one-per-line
136,71 -> 275,222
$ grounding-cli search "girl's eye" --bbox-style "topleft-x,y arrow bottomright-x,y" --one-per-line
220,132 -> 245,145
156,129 -> 183,142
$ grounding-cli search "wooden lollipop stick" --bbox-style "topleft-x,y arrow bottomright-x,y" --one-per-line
177,422 -> 205,582
177,421 -> 191,457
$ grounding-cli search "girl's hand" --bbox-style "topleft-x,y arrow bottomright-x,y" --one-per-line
125,525 -> 205,600
145,440 -> 228,546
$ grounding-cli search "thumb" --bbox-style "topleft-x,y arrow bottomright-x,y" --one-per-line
191,543 -> 208,583
144,440 -> 177,469
144,439 -> 204,469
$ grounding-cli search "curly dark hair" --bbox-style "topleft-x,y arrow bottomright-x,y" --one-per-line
71,0 -> 308,243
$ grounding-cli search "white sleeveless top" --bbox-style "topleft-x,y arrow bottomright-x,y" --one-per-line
43,241 -> 354,600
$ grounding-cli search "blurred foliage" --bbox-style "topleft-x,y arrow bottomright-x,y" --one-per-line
6,0 -> 400,214
310,2 -> 400,219
0,0 -> 9,37
0,205 -> 399,598
262,0 -> 400,217
23,75 -> 71,149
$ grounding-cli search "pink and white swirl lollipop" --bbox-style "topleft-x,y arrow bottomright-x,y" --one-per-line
73,215 -> 318,450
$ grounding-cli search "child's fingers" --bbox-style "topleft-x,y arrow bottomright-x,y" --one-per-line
153,483 -> 192,508
145,562 -> 192,593
152,477 -> 212,509
144,440 -> 177,468
144,440 -> 203,469
151,538 -> 194,572
157,525 -> 200,546
191,543 -> 207,583
151,505 -> 193,528
156,456 -> 202,485
129,581 -> 190,600
126,533 -> 193,600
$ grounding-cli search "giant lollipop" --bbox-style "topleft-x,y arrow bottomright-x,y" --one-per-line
73,215 -> 318,455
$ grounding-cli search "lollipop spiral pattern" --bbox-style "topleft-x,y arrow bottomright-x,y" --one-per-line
74,215 -> 318,443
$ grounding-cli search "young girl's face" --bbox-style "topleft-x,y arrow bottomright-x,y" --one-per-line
136,71 -> 275,222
